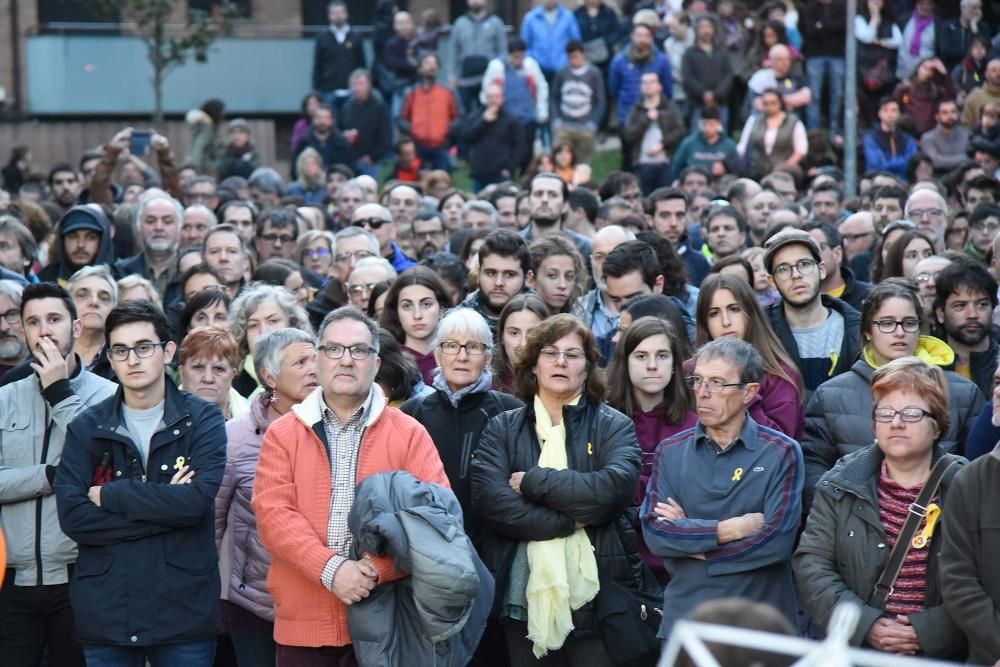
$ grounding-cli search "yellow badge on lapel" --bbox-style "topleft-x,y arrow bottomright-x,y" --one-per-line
732,467 -> 744,482
173,456 -> 186,470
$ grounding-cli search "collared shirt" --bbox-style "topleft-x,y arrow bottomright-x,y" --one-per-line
330,24 -> 350,44
143,258 -> 177,303
318,387 -> 374,590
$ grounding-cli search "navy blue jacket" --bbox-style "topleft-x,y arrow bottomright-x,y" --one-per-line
54,381 -> 227,647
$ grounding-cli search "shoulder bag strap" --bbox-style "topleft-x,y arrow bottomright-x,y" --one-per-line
870,456 -> 956,609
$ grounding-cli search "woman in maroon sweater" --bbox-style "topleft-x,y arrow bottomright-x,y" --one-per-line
379,266 -> 451,385
694,273 -> 805,440
607,316 -> 697,583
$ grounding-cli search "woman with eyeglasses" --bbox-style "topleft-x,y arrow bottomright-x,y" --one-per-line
802,279 -> 983,505
229,283 -> 314,398
295,229 -> 336,279
493,294 -> 549,393
795,357 -> 966,659
471,314 -> 644,664
605,317 -> 696,583
379,266 -> 451,385
694,274 -> 805,440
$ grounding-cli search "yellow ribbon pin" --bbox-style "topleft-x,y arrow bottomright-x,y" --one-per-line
587,442 -> 593,456
732,467 -> 744,482
911,503 -> 941,549
173,456 -> 186,471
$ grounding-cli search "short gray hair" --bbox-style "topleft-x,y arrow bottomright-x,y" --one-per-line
432,307 -> 493,352
318,306 -> 381,352
0,279 -> 24,305
248,167 -> 284,194
136,189 -> 184,232
334,226 -> 379,255
349,256 -> 397,282
229,282 -> 313,356
252,327 -> 316,390
184,204 -> 218,227
693,337 -> 763,384
461,200 -> 498,228
67,264 -> 119,306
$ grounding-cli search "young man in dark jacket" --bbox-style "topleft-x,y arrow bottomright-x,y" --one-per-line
623,72 -> 685,193
460,84 -> 525,192
680,15 -> 734,127
312,1 -> 366,104
38,205 -> 117,285
55,300 -> 226,664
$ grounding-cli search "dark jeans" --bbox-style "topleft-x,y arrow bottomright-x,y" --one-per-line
416,145 -> 453,172
83,639 -> 216,666
0,574 -> 84,667
636,162 -> 672,195
503,622 -> 614,666
275,644 -> 356,667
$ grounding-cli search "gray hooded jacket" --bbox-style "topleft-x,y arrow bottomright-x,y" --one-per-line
347,471 -> 493,667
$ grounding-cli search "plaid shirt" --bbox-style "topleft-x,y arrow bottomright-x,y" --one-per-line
318,388 -> 373,591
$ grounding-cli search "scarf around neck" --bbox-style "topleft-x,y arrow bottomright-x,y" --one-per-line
910,13 -> 933,57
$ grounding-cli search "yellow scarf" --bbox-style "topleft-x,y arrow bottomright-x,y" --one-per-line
525,395 -> 600,657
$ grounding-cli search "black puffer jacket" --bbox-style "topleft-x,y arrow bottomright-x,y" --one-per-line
401,387 -> 522,544
470,399 -> 642,625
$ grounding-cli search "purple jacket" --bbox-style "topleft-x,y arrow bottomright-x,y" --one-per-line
216,393 -> 276,622
747,363 -> 805,442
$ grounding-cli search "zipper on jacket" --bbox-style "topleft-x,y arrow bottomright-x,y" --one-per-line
130,456 -> 146,483
34,405 -> 54,585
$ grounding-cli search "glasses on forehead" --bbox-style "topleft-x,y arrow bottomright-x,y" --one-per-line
353,217 -> 390,230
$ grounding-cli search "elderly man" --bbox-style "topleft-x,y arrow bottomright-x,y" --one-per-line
913,255 -> 953,316
641,337 -> 804,639
180,205 -> 218,248
67,265 -> 118,373
114,190 -> 183,308
576,225 -> 635,340
838,213 -> 877,278
352,202 -> 414,273
748,44 -> 812,112
252,306 -> 448,664
0,280 -> 27,382
306,227 -> 380,329
905,187 -> 950,252
346,257 -> 397,311
0,216 -> 37,280
0,283 -> 116,665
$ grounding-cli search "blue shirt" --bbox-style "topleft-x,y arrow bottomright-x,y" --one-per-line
519,5 -> 581,73
640,415 -> 804,638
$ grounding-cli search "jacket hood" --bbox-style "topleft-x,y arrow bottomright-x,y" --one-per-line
862,335 -> 954,369
56,204 -> 116,280
292,383 -> 387,429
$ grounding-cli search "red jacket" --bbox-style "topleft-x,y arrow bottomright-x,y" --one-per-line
400,84 -> 458,149
252,385 -> 449,648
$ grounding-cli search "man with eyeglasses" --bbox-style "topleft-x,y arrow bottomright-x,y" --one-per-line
933,261 -> 999,397
306,227 -> 380,328
253,306 -> 448,664
346,257 -> 397,311
411,212 -> 449,260
0,280 -> 27,381
182,176 -> 219,210
904,188 -> 950,253
351,202 -> 415,272
0,283 -> 116,665
837,211 -> 877,282
55,300 -> 226,665
912,255 -> 953,316
764,228 -> 861,393
641,337 -> 803,640
254,209 -> 298,263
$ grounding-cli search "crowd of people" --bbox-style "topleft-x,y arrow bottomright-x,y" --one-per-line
2,0 -> 1000,666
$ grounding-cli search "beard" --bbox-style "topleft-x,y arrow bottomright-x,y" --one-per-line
0,336 -> 25,362
947,320 -> 989,347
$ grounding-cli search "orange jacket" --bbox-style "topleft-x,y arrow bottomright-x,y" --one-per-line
252,385 -> 449,648
400,84 -> 458,149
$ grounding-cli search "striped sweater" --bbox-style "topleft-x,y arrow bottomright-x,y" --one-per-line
877,461 -> 933,616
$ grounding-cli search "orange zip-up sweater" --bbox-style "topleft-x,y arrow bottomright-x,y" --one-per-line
252,385 -> 449,648
401,84 -> 458,149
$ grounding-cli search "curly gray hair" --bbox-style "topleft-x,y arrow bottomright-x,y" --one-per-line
229,282 -> 313,356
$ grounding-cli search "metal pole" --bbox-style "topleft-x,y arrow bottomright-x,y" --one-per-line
844,0 -> 858,198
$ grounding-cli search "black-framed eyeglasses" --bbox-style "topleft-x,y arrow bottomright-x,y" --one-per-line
108,341 -> 168,362
873,407 -> 933,423
0,308 -> 19,325
318,343 -> 376,360
686,376 -> 746,394
439,340 -> 488,356
259,233 -> 296,245
873,318 -> 920,334
353,217 -> 390,230
771,258 -> 818,280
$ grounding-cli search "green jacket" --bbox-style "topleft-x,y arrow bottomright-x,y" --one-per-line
794,444 -> 967,659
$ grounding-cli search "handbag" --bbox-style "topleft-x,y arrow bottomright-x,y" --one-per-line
583,37 -> 610,66
594,569 -> 663,667
861,58 -> 894,92
869,456 -> 956,610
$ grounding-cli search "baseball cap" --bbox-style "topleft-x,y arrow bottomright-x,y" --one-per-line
60,208 -> 104,236
763,228 -> 821,273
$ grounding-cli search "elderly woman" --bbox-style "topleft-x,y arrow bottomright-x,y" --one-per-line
178,326 -> 249,420
295,229 -> 336,280
229,282 -> 313,398
802,279 -> 983,502
795,357 -> 966,659
216,328 -> 318,665
401,308 -> 522,538
471,314 -> 641,663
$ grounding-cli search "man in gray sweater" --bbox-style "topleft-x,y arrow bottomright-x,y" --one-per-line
448,0 -> 508,112
921,100 -> 970,175
550,40 -> 606,164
